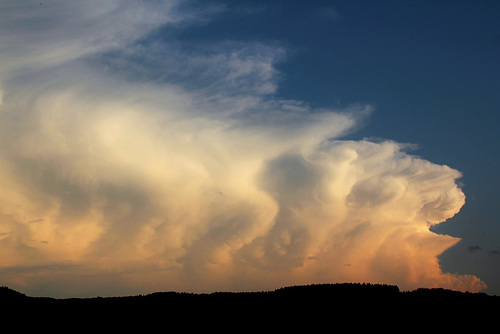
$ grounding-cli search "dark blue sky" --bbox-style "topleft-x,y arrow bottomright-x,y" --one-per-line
175,0 -> 500,294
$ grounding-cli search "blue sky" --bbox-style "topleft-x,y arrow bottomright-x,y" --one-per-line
0,0 -> 498,297
186,0 -> 500,294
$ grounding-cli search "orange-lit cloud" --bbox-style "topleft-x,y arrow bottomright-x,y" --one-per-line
0,0 -> 485,297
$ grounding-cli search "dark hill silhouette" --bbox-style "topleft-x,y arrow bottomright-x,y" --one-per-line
3,284 -> 496,332
2,282 -> 497,307
2,283 -> 498,329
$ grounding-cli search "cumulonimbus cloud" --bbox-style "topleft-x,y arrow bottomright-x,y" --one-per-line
0,0 -> 485,297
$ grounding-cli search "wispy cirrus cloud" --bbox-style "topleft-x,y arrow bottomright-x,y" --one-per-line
0,0 -> 485,297
313,6 -> 342,22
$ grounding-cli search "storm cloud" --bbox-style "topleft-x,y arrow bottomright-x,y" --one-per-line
0,0 -> 485,297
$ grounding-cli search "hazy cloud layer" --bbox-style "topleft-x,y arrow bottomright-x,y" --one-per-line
0,1 -> 485,297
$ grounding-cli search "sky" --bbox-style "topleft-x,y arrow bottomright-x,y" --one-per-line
0,0 -> 498,298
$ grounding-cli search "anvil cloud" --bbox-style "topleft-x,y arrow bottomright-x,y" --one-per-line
0,0 -> 485,297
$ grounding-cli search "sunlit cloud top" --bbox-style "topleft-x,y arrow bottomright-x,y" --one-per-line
0,0 -> 485,297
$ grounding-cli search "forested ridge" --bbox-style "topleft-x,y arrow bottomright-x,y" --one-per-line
2,282 -> 496,306
2,282 -> 498,327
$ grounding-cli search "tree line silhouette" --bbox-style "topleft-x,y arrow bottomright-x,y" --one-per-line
4,282 -> 497,330
2,282 -> 499,328
2,282 -> 497,307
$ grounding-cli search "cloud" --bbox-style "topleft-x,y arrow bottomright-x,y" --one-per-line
468,245 -> 481,252
0,0 -> 486,297
314,6 -> 342,22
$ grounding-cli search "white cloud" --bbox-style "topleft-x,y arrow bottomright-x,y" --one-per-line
0,0 -> 485,297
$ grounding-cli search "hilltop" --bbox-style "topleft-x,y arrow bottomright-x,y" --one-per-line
2,282 -> 497,308
2,282 -> 498,328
